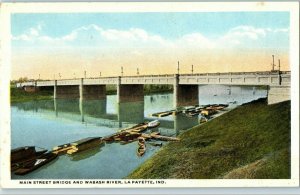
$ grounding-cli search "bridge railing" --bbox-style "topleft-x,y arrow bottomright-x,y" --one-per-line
16,71 -> 291,87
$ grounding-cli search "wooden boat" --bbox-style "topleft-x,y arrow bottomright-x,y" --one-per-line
147,120 -> 160,128
201,109 -> 217,116
11,146 -> 47,172
11,146 -> 47,164
13,152 -> 58,175
137,137 -> 146,156
187,111 -> 200,117
52,143 -> 72,155
199,116 -> 208,124
67,137 -> 102,155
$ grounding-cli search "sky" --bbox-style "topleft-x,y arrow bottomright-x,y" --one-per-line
11,12 -> 290,80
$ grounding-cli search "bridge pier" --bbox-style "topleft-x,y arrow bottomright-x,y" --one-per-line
117,77 -> 144,103
173,74 -> 199,107
268,86 -> 290,105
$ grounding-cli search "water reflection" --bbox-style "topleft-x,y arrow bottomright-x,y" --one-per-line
70,146 -> 103,162
13,84 -> 267,138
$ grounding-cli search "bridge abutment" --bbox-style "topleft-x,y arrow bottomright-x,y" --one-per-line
173,74 -> 199,107
267,86 -> 290,105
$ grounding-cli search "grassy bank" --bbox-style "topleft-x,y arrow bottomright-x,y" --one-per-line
128,99 -> 291,179
10,87 -> 53,104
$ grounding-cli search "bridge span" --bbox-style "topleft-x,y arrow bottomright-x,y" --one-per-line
17,71 -> 291,106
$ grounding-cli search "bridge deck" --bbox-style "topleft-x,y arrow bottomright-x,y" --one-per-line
17,71 -> 291,87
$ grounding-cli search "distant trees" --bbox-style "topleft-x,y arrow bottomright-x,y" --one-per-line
10,77 -> 29,86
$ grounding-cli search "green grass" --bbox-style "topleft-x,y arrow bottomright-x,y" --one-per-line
128,99 -> 291,179
10,87 -> 53,103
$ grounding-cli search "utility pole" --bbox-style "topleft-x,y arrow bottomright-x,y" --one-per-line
121,66 -> 124,76
137,67 -> 139,75
272,55 -> 275,71
191,64 -> 194,75
177,61 -> 180,74
278,59 -> 281,71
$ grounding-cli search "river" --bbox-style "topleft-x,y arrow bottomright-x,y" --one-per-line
11,85 -> 267,179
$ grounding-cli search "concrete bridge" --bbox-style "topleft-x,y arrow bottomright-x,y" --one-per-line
17,71 -> 291,106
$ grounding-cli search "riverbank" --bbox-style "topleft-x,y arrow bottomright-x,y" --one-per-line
11,87 -> 53,104
128,99 -> 291,179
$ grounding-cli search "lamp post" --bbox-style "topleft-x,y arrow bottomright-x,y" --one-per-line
177,61 -> 180,74
272,55 -> 275,71
191,65 -> 194,75
121,66 -> 124,76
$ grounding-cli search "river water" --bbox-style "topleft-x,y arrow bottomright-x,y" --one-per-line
11,85 -> 267,179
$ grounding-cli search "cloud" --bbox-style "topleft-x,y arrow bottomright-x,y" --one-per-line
12,24 -> 289,49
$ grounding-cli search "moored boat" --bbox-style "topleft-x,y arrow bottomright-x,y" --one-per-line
137,137 -> 146,156
67,137 -> 102,155
147,120 -> 160,128
52,143 -> 72,155
11,146 -> 48,172
13,152 -> 58,175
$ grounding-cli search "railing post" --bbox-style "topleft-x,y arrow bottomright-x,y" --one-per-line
278,71 -> 282,85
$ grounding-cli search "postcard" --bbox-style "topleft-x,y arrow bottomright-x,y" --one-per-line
0,1 -> 299,188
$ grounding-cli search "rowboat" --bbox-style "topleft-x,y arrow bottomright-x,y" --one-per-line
147,120 -> 160,128
137,137 -> 146,156
13,152 -> 58,175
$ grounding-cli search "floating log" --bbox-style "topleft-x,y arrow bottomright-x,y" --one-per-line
150,134 -> 180,141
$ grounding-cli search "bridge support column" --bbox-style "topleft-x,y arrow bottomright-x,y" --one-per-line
267,86 -> 290,105
173,74 -> 199,107
117,77 -> 144,103
54,80 -> 57,99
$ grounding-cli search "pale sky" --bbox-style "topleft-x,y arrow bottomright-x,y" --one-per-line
11,12 -> 290,80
